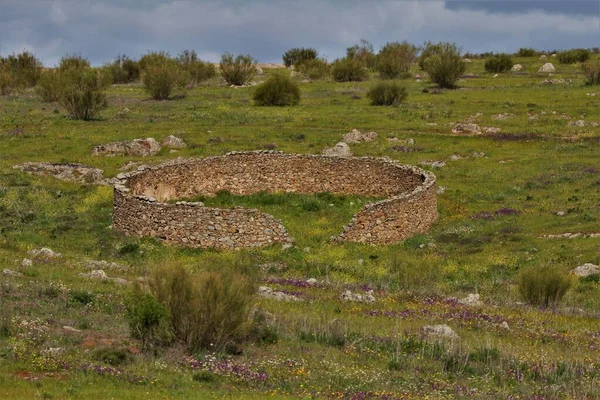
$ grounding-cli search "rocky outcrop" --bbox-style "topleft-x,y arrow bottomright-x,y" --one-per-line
343,129 -> 377,144
258,286 -> 302,302
162,135 -> 187,148
27,248 -> 62,262
92,138 -> 161,157
571,263 -> 600,277
13,162 -> 107,185
322,142 -> 352,157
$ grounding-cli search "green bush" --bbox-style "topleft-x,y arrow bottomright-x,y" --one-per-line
150,264 -> 255,352
60,68 -> 111,120
366,81 -> 408,106
296,58 -> 329,80
0,51 -> 42,87
253,72 -> 300,106
93,347 -> 133,366
484,54 -> 514,73
138,51 -> 170,71
104,55 -> 140,84
557,49 -> 590,64
583,60 -> 600,85
516,48 -> 538,57
517,266 -> 572,308
331,58 -> 368,82
69,290 -> 94,305
177,50 -> 216,86
0,65 -> 17,96
418,41 -> 444,70
58,54 -> 91,71
423,42 -> 466,89
346,39 -> 377,70
125,283 -> 170,350
142,58 -> 188,100
376,41 -> 417,79
282,47 -> 318,68
219,53 -> 256,86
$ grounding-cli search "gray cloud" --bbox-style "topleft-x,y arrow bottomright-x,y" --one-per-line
0,0 -> 598,66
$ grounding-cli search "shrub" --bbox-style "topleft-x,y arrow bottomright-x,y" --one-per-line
219,53 -> 256,86
253,72 -> 300,106
557,49 -> 590,64
69,290 -> 94,305
138,51 -> 170,72
124,283 -> 169,350
376,41 -> 417,79
423,42 -> 466,89
177,50 -> 216,86
104,55 -> 140,84
296,58 -> 329,80
418,41 -> 444,70
0,65 -> 17,96
517,266 -> 572,308
516,48 -> 538,57
367,81 -> 408,106
36,70 -> 69,102
583,60 -> 600,85
0,51 -> 42,87
60,69 -> 111,120
484,54 -> 514,73
141,58 -> 188,100
93,347 -> 133,366
331,58 -> 368,82
150,264 -> 255,352
282,47 -> 318,68
346,39 -> 377,70
58,54 -> 91,71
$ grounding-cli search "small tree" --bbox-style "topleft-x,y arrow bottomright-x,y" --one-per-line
60,69 -> 111,120
331,58 -> 368,82
376,41 -> 417,79
346,39 -> 377,70
367,81 -> 408,106
418,41 -> 444,70
282,47 -> 318,68
423,42 -> 466,89
253,71 -> 300,106
219,53 -> 256,86
484,54 -> 514,73
583,60 -> 600,85
177,50 -> 216,86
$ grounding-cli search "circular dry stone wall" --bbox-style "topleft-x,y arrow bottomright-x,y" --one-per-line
113,151 -> 437,250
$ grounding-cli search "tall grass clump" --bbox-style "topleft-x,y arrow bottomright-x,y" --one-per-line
253,72 -> 300,106
583,60 -> 600,85
517,266 -> 572,308
423,42 -> 466,89
104,54 -> 140,84
367,81 -> 407,106
282,47 -> 318,68
177,50 -> 216,86
331,58 -> 367,82
484,54 -> 514,73
557,49 -> 590,64
296,58 -> 329,80
346,39 -> 377,70
219,53 -> 256,86
376,41 -> 417,79
149,264 -> 255,352
0,51 -> 42,87
140,52 -> 189,100
60,68 -> 111,120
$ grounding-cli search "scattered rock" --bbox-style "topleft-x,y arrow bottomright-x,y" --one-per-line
322,142 -> 352,157
541,78 -> 571,85
162,135 -> 187,148
27,248 -> 62,262
540,55 -> 547,60
282,243 -> 293,250
3,269 -> 23,277
92,138 -> 161,157
452,123 -> 481,135
551,54 -> 556,58
491,113 -> 514,121
539,232 -> 600,239
463,58 -> 472,63
306,278 -> 318,286
449,154 -> 464,161
21,258 -> 32,267
343,129 -> 377,143
493,74 -> 499,78
79,269 -> 129,284
419,160 -> 446,168
556,211 -> 566,216
499,321 -> 510,330
258,286 -> 302,302
511,64 -> 523,72
465,113 -> 483,123
568,120 -> 586,127
458,293 -> 483,307
437,186 -> 446,195
340,290 -> 376,303
538,63 -> 555,73
482,127 -> 501,134
84,260 -> 128,272
472,152 -> 486,158
13,162 -> 107,185
571,263 -> 600,277
256,66 -> 264,75
421,324 -> 459,340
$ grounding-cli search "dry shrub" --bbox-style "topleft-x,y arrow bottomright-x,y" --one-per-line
36,70 -> 69,102
367,80 -> 408,106
517,266 -> 572,308
219,53 -> 256,86
331,58 -> 368,82
60,69 -> 111,120
142,60 -> 188,100
376,41 -> 417,79
583,60 -> 600,85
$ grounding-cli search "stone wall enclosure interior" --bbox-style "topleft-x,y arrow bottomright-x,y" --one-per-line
113,151 -> 438,250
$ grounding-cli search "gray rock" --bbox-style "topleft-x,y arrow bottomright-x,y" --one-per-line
452,123 -> 481,135
3,269 -> 23,277
538,63 -> 555,73
258,286 -> 302,302
92,138 -> 161,157
162,135 -> 187,148
420,160 -> 446,168
13,162 -> 106,185
458,293 -> 483,307
421,324 -> 459,340
306,278 -> 318,286
322,142 -> 352,157
511,64 -> 523,72
571,263 -> 600,277
21,258 -> 33,267
340,290 -> 376,303
79,270 -> 108,280
27,247 -> 62,262
343,129 -> 377,143
568,120 -> 586,127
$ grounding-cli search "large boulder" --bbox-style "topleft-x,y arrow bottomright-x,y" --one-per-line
538,63 -> 555,73
571,263 -> 600,277
322,142 -> 352,157
92,138 -> 161,157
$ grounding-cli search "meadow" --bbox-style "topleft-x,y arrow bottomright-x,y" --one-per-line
1,54 -> 600,399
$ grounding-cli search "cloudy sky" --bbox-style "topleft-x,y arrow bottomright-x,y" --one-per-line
1,0 -> 598,66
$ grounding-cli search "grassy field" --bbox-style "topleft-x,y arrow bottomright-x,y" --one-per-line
1,56 -> 600,399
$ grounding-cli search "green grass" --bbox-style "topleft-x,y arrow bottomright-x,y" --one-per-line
0,55 -> 599,398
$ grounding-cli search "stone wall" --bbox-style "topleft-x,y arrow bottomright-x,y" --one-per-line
113,151 -> 437,249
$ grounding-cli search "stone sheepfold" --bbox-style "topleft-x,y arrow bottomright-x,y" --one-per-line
113,151 -> 438,250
